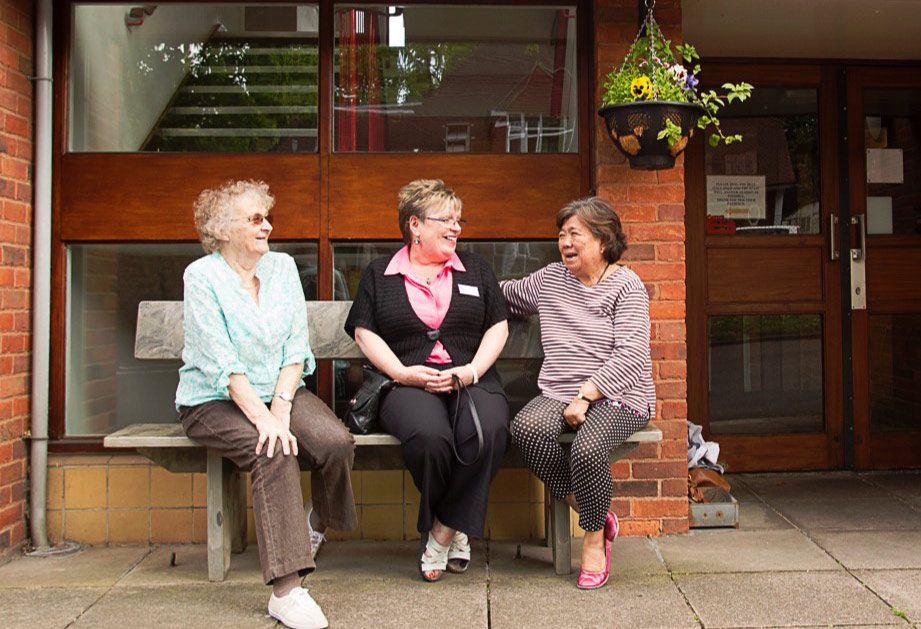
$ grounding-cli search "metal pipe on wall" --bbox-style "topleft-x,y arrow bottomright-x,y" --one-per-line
29,0 -> 53,551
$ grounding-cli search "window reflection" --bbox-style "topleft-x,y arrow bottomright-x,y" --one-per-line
708,314 -> 823,434
870,314 -> 921,431
334,5 -> 579,153
705,88 -> 820,235
66,243 -> 318,436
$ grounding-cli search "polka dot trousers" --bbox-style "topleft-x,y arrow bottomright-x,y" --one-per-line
512,395 -> 650,532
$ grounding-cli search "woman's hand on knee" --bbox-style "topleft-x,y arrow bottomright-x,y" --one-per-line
562,400 -> 588,430
254,413 -> 298,458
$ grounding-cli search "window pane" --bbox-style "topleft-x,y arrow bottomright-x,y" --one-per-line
334,5 -> 578,153
708,314 -> 823,434
67,243 -> 318,436
70,4 -> 319,153
331,241 -> 558,416
704,88 -> 820,235
864,89 -> 921,235
870,314 -> 921,431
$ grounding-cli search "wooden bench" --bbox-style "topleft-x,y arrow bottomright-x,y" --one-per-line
104,301 -> 662,580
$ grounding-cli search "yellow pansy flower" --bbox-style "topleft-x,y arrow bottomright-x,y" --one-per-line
630,76 -> 653,100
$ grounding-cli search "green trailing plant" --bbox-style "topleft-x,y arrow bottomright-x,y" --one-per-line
601,17 -> 753,148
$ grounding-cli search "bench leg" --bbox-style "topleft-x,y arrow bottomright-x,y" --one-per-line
551,495 -> 571,575
206,451 -> 232,582
228,468 -> 247,554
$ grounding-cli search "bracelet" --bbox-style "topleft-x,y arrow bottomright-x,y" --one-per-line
466,363 -> 479,384
575,393 -> 592,404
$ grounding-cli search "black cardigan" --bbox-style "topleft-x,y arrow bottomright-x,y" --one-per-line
344,251 -> 509,395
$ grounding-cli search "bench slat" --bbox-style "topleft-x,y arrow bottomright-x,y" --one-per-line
104,422 -> 662,449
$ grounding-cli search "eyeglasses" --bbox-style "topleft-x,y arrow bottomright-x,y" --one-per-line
234,213 -> 272,226
425,216 -> 467,228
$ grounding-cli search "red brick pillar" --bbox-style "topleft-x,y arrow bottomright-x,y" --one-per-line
0,0 -> 33,560
594,0 -> 688,535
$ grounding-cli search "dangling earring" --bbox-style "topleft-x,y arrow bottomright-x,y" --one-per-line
413,237 -> 420,245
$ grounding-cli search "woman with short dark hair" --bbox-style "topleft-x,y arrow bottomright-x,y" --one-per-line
501,196 -> 655,590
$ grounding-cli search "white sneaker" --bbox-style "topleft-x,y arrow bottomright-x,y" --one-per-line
268,587 -> 329,629
305,502 -> 326,561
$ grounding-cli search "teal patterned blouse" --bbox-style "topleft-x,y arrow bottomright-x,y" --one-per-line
175,251 -> 315,409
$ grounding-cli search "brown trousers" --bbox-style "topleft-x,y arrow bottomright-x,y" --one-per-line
180,388 -> 357,584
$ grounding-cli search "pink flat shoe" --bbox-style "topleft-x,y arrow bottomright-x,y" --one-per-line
604,510 -> 620,542
576,537 -> 611,590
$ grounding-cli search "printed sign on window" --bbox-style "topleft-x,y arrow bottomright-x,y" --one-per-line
706,175 -> 766,220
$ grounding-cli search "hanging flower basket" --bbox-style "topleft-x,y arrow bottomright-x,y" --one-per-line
599,0 -> 752,170
598,100 -> 703,170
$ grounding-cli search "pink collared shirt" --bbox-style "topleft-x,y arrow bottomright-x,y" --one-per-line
384,245 -> 466,364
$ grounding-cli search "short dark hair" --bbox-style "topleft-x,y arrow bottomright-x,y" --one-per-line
556,197 -> 628,264
397,179 -> 463,245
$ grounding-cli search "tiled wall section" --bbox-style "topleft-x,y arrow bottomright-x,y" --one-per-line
594,0 -> 690,536
0,0 -> 34,559
48,454 -> 573,545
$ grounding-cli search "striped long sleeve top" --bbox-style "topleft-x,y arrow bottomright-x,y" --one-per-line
501,262 -> 656,417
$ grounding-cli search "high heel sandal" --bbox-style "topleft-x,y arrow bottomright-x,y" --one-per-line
576,537 -> 611,590
446,531 -> 471,574
419,532 -> 450,582
604,510 -> 620,543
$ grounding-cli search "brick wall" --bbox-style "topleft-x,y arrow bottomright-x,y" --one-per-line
595,0 -> 689,535
0,0 -> 33,559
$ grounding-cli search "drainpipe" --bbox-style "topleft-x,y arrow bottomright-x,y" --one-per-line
29,0 -> 53,551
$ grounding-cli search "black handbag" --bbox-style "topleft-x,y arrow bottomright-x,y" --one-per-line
343,366 -> 396,435
450,374 -> 484,466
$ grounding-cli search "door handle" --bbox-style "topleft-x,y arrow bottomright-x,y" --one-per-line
850,214 -> 866,310
850,214 -> 866,261
829,213 -> 839,261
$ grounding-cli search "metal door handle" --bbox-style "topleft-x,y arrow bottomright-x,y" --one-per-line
829,214 -> 839,261
850,214 -> 866,261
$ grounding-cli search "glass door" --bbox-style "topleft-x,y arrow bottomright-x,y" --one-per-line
848,68 -> 921,469
687,65 -> 845,471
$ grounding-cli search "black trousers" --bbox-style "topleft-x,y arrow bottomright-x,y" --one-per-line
379,383 -> 509,538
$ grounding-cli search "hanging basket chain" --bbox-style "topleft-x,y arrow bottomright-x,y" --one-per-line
646,4 -> 659,99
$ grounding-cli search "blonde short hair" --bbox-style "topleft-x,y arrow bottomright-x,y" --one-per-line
397,179 -> 463,245
193,180 -> 275,253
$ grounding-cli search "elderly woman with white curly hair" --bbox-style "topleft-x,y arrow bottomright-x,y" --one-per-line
175,179 -> 356,629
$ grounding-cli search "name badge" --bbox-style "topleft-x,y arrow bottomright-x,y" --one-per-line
458,284 -> 480,297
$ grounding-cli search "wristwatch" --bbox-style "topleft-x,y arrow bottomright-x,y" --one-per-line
575,393 -> 592,404
273,390 -> 293,402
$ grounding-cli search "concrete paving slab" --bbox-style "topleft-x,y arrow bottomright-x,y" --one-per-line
121,545 -> 265,585
736,500 -> 794,531
771,496 -> 921,531
740,472 -> 880,503
490,573 -> 697,629
0,586 -> 107,629
487,538 -> 667,579
811,530 -> 921,569
855,569 -> 921,624
72,583 -> 276,629
656,529 -> 840,574
318,578 -> 487,629
862,472 -> 921,509
0,547 -> 151,588
306,539 -> 488,582
677,571 -> 896,628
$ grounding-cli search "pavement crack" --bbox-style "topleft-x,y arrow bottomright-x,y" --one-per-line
63,547 -> 155,628
485,535 -> 492,629
649,537 -> 704,629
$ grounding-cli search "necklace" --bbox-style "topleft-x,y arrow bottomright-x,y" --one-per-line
594,261 -> 611,286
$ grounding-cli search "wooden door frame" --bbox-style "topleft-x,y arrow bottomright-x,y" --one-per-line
687,62 -> 845,471
848,66 -> 921,469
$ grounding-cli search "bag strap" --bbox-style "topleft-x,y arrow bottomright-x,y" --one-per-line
450,374 -> 484,466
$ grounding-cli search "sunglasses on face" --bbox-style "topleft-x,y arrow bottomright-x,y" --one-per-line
235,213 -> 272,226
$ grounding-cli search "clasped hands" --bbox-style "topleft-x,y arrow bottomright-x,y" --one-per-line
399,364 -> 473,394
253,398 -> 298,458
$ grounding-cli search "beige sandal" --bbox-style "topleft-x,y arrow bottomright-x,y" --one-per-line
446,531 -> 471,574
419,532 -> 450,582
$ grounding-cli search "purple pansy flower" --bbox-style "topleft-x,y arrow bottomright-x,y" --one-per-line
684,73 -> 699,91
